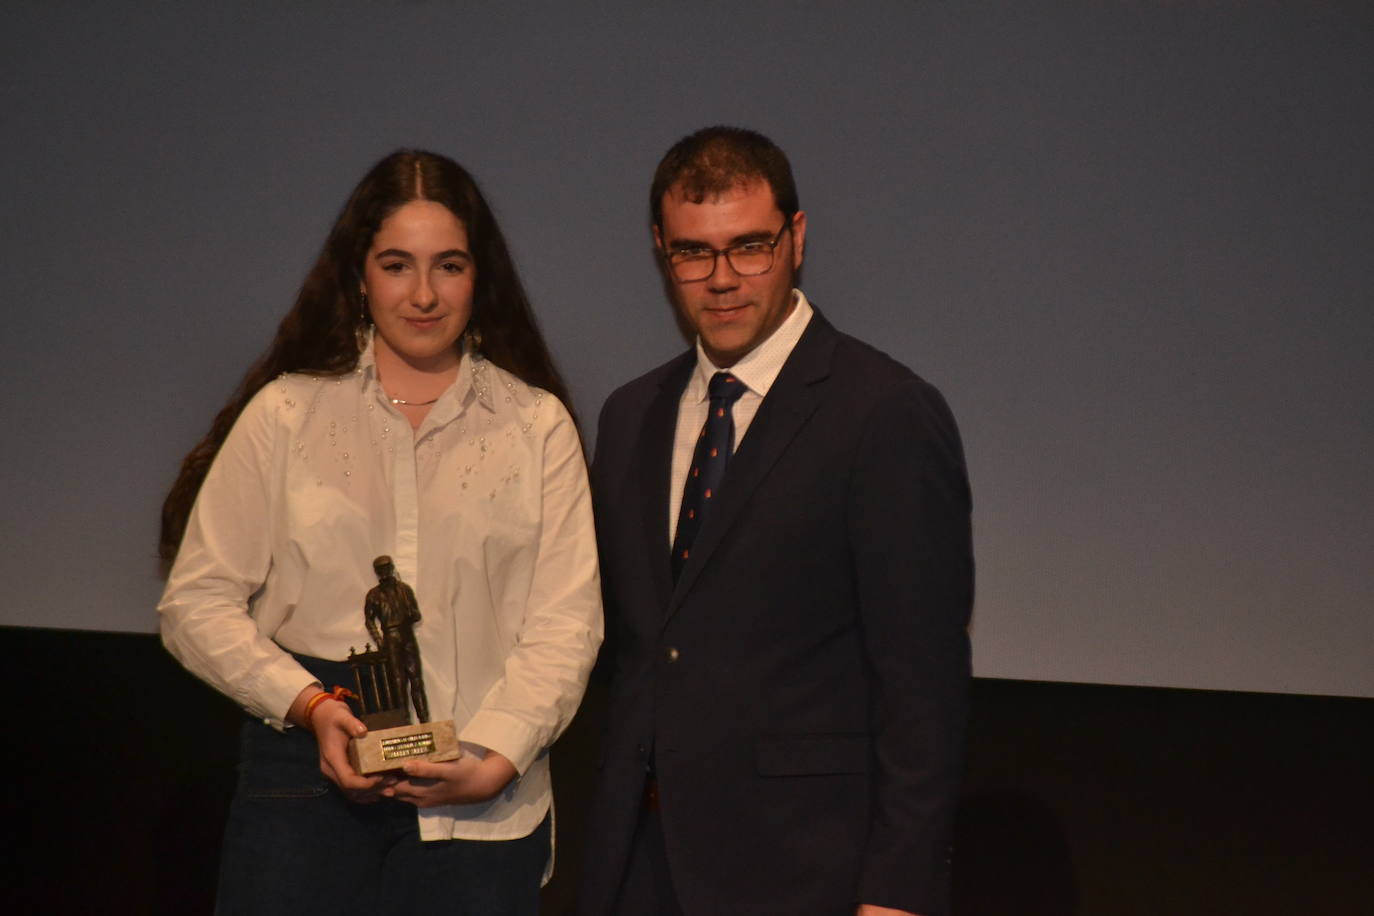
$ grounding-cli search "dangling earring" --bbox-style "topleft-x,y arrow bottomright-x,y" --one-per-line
464,325 -> 483,356
355,291 -> 371,352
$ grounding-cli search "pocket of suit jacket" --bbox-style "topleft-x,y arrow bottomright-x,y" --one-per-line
753,733 -> 869,776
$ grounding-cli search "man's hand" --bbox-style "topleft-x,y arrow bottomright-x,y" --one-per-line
384,750 -> 518,808
287,686 -> 384,803
857,906 -> 921,916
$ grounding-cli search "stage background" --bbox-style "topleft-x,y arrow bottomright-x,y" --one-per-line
3,4 -> 1373,912
3,1 -> 1371,698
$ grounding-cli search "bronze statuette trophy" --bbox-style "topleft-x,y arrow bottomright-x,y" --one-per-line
346,556 -> 461,775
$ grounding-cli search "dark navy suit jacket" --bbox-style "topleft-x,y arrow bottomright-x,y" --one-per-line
579,310 -> 973,916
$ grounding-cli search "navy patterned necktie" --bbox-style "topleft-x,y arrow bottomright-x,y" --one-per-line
672,372 -> 747,582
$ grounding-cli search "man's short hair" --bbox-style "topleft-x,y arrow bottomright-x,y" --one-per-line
650,126 -> 800,228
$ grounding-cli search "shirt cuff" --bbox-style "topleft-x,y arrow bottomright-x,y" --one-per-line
459,709 -> 543,775
248,656 -> 322,731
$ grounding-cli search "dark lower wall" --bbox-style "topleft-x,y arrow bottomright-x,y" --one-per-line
6,626 -> 1371,914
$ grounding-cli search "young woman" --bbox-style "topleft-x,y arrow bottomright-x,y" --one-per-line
158,150 -> 601,915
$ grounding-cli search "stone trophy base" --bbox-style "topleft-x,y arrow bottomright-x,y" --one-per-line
348,719 -> 461,776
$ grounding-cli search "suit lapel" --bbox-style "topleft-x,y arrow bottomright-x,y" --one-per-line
666,313 -> 840,620
638,354 -> 694,612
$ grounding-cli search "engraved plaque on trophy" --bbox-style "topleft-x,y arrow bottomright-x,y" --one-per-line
346,556 -> 461,776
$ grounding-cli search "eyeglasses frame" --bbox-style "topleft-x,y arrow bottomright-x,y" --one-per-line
660,216 -> 795,284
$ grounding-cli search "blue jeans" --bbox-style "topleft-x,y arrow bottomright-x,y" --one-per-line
215,655 -> 548,916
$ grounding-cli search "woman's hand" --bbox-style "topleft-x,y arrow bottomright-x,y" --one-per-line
384,750 -> 518,808
287,686 -> 384,803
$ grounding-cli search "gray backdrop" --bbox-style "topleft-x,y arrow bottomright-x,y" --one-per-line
3,1 -> 1371,697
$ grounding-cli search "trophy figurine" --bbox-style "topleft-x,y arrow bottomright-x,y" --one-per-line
346,556 -> 461,775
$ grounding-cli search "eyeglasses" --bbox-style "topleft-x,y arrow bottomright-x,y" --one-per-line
662,219 -> 792,283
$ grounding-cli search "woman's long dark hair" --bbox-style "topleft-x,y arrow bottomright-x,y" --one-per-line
160,150 -> 573,564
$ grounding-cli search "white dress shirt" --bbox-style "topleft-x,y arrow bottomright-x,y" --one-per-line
159,334 -> 602,843
668,289 -> 814,541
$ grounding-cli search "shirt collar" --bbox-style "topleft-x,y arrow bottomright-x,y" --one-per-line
357,327 -> 379,381
688,289 -> 814,402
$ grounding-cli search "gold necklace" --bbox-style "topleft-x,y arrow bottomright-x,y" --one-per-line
388,394 -> 439,407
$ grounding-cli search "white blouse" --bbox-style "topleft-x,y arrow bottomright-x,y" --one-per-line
159,336 -> 602,842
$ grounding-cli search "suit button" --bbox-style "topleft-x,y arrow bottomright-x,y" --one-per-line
665,647 -> 681,663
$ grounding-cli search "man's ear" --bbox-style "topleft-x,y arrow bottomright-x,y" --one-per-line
790,210 -> 807,269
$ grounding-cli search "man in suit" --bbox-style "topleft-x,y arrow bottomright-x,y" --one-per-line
580,126 -> 973,916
